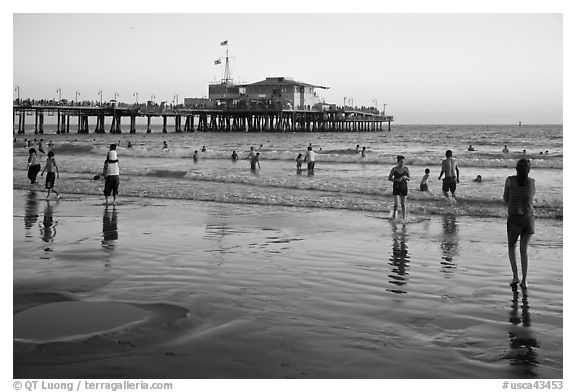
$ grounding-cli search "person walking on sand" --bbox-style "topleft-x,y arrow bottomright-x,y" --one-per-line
503,159 -> 535,289
388,155 -> 410,219
103,144 -> 120,205
40,151 -> 60,200
27,148 -> 41,185
304,146 -> 316,173
438,150 -> 460,202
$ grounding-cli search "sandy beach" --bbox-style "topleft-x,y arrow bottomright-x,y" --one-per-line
13,189 -> 562,379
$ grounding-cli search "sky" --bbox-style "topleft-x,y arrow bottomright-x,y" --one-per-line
12,12 -> 562,124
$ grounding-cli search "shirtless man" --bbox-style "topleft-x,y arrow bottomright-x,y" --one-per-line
438,150 -> 460,201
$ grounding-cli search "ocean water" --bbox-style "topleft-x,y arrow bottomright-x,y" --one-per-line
13,124 -> 563,218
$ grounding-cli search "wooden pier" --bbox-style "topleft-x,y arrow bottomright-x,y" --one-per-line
12,103 -> 394,134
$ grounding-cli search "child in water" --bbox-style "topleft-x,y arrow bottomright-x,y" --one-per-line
420,168 -> 430,191
296,154 -> 303,171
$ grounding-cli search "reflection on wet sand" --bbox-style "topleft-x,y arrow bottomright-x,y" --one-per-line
40,201 -> 57,244
102,205 -> 119,244
24,191 -> 39,234
387,221 -> 410,294
102,206 -> 119,269
439,214 -> 459,275
507,286 -> 540,376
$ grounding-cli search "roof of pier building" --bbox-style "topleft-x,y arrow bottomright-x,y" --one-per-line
238,77 -> 329,90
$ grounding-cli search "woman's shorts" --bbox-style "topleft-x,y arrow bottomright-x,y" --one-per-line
419,183 -> 429,192
45,172 -> 56,189
104,175 -> 120,197
393,182 -> 408,196
507,215 -> 535,240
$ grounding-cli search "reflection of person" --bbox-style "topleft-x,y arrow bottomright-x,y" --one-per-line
27,148 -> 41,185
388,155 -> 410,219
41,201 -> 57,243
24,191 -> 39,231
103,144 -> 120,206
102,205 -> 119,244
304,146 -> 316,173
40,151 -> 60,200
438,149 -> 459,202
503,159 -> 535,289
439,214 -> 459,273
507,286 -> 539,371
388,221 -> 410,294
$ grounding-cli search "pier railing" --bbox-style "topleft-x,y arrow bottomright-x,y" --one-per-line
13,103 -> 393,134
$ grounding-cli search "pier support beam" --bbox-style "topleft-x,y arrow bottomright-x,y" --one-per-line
147,116 -> 152,133
130,115 -> 136,134
175,115 -> 182,133
18,113 -> 25,134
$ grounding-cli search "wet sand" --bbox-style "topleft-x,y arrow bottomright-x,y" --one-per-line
12,190 -> 562,378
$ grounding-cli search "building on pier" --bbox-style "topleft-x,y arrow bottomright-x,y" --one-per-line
237,77 -> 328,110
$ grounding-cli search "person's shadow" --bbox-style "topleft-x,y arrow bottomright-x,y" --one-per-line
506,286 -> 540,376
387,221 -> 410,294
439,214 -> 459,275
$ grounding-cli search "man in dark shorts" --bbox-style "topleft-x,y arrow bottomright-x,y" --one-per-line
438,150 -> 460,202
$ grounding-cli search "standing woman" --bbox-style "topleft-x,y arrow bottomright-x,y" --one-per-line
503,158 -> 535,289
27,148 -> 41,185
388,155 -> 410,219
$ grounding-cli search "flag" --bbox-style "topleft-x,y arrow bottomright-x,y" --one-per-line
214,59 -> 221,65
220,40 -> 228,46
